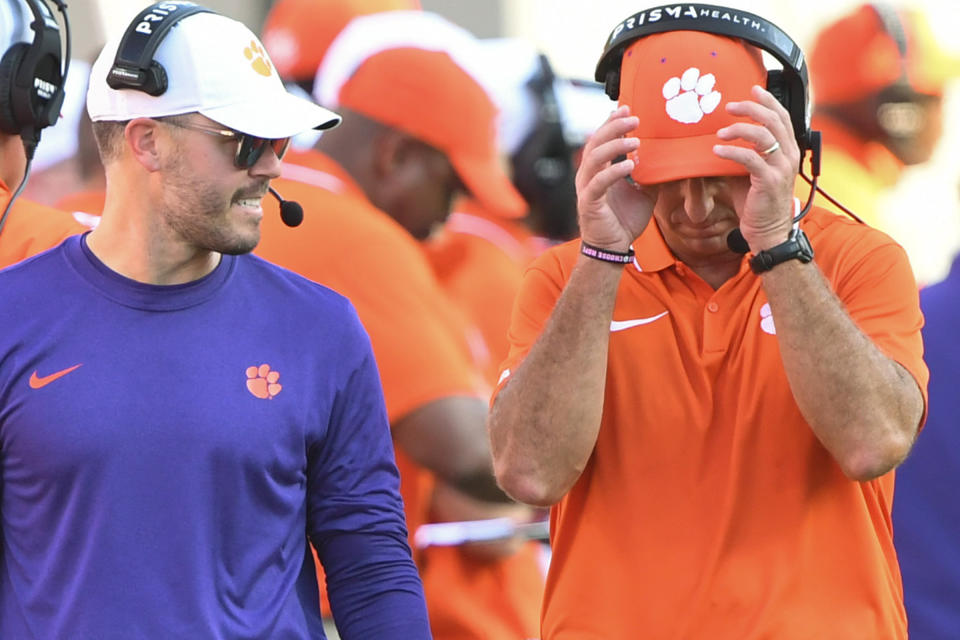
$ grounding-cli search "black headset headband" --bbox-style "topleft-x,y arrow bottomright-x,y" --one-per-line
595,3 -> 811,149
107,1 -> 213,96
11,0 -> 65,130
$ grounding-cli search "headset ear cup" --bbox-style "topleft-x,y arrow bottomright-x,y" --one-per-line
604,69 -> 621,101
0,44 -> 30,136
765,69 -> 788,112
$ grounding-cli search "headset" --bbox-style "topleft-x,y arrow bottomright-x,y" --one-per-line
0,0 -> 70,234
107,1 -> 213,96
105,1 -> 304,227
511,54 -> 578,242
0,0 -> 69,147
593,3 -> 868,253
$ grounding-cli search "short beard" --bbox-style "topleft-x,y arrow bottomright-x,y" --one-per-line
158,153 -> 264,256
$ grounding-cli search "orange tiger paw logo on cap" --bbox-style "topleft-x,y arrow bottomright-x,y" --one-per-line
244,41 -> 273,77
246,364 -> 282,399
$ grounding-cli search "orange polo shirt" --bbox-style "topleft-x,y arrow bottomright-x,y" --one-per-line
497,207 -> 927,640
0,179 -> 87,269
424,197 -> 540,386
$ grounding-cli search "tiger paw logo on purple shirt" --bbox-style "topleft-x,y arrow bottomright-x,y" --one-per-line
246,363 -> 282,398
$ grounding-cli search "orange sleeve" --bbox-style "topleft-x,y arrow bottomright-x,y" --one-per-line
494,246 -> 572,397
831,237 -> 929,421
427,234 -> 527,386
0,198 -> 86,269
351,253 -> 486,423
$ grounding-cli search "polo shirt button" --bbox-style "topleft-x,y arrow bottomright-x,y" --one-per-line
707,301 -> 719,313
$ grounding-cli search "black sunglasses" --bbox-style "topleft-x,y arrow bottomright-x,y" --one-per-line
158,118 -> 292,169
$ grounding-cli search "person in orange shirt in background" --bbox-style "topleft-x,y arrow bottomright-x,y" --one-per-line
0,0 -> 86,268
425,39 -> 613,385
261,0 -> 420,97
256,10 -> 544,640
489,5 -> 927,639
806,3 -> 957,233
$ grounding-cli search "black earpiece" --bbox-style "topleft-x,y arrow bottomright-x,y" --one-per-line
0,0 -> 68,147
106,2 -> 214,97
0,0 -> 70,236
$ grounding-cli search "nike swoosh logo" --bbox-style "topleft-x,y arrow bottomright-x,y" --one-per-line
610,311 -> 669,332
29,364 -> 82,389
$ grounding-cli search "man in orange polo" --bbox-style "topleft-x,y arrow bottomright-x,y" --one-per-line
255,11 -> 544,639
489,8 -> 927,639
0,0 -> 86,268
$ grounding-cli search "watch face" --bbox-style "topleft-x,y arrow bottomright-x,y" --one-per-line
749,228 -> 814,273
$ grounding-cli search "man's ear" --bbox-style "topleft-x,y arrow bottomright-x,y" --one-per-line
124,118 -> 165,172
372,128 -> 416,180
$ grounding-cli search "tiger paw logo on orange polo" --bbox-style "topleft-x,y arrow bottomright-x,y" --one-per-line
246,364 -> 282,399
244,40 -> 273,77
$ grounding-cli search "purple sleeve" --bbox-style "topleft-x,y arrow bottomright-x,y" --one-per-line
306,314 -> 431,639
320,532 -> 431,639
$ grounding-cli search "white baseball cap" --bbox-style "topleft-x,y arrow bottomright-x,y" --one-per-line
87,10 -> 340,139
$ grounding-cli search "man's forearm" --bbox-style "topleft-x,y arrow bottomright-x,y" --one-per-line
762,260 -> 924,480
323,531 -> 431,639
489,257 -> 624,506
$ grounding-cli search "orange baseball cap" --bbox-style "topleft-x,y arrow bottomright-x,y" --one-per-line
810,4 -> 959,104
316,11 -> 526,218
617,31 -> 766,185
261,0 -> 421,83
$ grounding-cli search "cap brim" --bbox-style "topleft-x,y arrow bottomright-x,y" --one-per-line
631,133 -> 750,185
200,91 -> 341,139
450,152 -> 527,219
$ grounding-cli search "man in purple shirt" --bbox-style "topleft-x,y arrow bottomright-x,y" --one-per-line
0,3 -> 431,638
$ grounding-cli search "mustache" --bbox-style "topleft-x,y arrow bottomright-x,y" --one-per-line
231,181 -> 270,202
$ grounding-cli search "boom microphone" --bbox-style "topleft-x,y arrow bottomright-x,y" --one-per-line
268,187 -> 304,227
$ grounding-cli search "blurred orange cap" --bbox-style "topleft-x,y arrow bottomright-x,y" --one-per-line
261,0 -> 421,83
810,4 -> 960,104
316,11 -> 526,218
618,31 -> 766,184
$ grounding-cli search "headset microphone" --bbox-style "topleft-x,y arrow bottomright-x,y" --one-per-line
268,186 -> 304,227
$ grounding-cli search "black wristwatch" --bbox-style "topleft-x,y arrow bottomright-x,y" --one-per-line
749,227 -> 814,274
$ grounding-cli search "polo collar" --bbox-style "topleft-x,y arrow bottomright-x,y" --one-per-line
631,220 -> 677,273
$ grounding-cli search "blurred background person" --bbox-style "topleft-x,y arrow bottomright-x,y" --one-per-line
256,9 -> 545,639
806,2 -> 959,279
261,0 -> 420,152
0,0 -> 86,268
425,37 -> 610,385
262,0 -> 420,96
